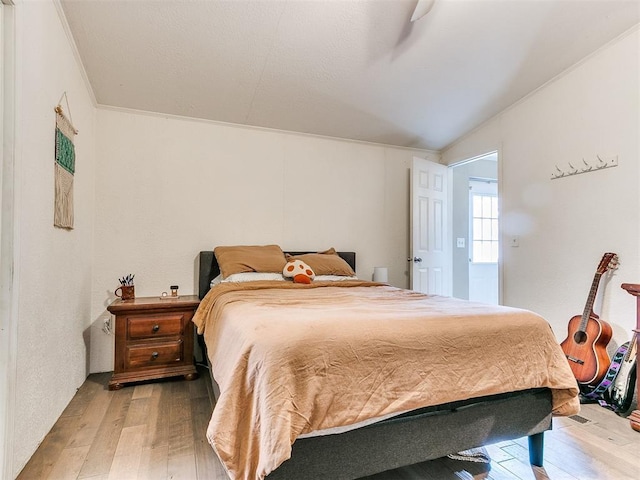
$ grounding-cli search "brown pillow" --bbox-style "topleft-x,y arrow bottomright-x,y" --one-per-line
285,248 -> 355,276
215,245 -> 287,279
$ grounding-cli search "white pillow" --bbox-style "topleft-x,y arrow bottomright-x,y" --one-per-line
314,275 -> 359,282
210,273 -> 354,287
223,272 -> 286,283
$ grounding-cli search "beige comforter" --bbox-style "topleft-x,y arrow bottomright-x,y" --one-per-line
192,281 -> 580,480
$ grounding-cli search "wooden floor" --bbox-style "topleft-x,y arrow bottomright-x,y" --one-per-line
17,368 -> 640,480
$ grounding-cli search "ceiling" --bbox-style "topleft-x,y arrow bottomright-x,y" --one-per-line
60,0 -> 639,151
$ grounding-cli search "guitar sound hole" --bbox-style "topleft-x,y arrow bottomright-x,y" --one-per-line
573,331 -> 587,344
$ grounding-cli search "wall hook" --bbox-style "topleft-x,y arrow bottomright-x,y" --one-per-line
551,155 -> 618,180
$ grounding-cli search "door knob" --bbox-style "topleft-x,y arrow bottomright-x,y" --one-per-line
413,257 -> 422,263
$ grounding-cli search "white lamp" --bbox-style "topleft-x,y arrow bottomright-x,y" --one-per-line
373,267 -> 389,283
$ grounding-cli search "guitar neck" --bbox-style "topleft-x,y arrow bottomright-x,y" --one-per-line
579,272 -> 602,331
623,332 -> 638,362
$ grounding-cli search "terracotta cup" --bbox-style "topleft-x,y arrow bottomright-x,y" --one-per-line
115,285 -> 135,300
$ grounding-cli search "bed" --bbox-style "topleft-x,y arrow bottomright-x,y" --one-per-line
195,248 -> 580,480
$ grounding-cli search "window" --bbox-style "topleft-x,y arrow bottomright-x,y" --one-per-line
471,191 -> 498,263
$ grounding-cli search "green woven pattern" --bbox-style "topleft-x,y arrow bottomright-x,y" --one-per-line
55,128 -> 75,175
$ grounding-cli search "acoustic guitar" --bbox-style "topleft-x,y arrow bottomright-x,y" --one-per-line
560,252 -> 618,387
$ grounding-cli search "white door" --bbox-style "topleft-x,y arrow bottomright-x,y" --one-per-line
468,180 -> 499,304
410,157 -> 450,295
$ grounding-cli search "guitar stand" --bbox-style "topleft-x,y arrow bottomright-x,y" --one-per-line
621,283 -> 640,432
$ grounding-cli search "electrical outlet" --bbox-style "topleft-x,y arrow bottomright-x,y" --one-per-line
456,238 -> 465,248
102,317 -> 113,335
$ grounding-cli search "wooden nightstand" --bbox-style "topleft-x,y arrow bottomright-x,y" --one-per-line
107,295 -> 200,390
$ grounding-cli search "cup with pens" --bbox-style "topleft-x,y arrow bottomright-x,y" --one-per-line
115,274 -> 135,300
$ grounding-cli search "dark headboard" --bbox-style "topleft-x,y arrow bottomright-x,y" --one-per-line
198,251 -> 356,299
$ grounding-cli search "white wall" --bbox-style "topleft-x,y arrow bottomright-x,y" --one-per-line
443,27 -> 640,349
89,108 -> 437,373
9,1 -> 96,476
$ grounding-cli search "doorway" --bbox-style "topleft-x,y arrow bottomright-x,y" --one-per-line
468,178 -> 498,304
451,153 -> 499,304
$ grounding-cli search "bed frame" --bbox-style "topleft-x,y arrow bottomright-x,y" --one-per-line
197,251 -> 551,479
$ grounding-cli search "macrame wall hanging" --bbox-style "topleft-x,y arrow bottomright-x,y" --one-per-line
54,92 -> 78,229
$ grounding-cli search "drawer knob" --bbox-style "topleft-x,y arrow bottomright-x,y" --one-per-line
151,352 -> 159,360
152,324 -> 160,333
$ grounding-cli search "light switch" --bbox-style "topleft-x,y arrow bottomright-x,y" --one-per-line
510,236 -> 520,247
456,238 -> 465,248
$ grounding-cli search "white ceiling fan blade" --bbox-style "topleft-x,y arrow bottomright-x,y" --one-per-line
410,0 -> 436,22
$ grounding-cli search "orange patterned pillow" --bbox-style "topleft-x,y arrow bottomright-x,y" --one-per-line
214,245 -> 287,279
285,248 -> 355,276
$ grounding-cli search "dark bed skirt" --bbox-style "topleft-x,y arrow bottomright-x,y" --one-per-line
266,388 -> 552,479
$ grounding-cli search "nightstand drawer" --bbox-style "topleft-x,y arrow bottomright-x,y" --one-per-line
126,340 -> 184,369
127,314 -> 183,340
